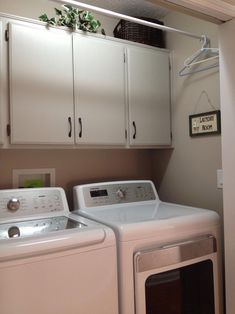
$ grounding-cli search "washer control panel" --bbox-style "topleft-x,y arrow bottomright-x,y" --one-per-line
81,181 -> 157,208
0,188 -> 67,220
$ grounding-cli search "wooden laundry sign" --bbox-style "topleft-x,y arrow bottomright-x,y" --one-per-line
189,110 -> 221,137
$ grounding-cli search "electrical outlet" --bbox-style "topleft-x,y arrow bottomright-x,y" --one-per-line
217,169 -> 223,189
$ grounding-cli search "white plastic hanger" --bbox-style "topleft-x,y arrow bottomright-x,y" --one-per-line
179,36 -> 219,77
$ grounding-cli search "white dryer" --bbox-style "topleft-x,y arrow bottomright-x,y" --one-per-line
0,187 -> 118,314
73,180 -> 223,314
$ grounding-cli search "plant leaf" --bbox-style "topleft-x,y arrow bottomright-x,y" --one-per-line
49,17 -> 56,25
63,4 -> 73,11
54,8 -> 62,16
39,4 -> 105,34
39,14 -> 50,22
82,11 -> 93,22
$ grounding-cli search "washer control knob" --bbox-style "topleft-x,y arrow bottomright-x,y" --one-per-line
8,226 -> 20,238
7,198 -> 20,212
116,189 -> 125,200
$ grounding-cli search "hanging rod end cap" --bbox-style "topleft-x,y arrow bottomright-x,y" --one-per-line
201,35 -> 210,48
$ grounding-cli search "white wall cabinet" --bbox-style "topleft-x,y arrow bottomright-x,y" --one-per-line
127,46 -> 171,146
73,34 -> 126,146
4,15 -> 171,148
8,22 -> 74,145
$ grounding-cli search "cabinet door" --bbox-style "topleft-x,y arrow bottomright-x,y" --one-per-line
9,23 -> 74,144
127,46 -> 171,146
73,34 -> 126,146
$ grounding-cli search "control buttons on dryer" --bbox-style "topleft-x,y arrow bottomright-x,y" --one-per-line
7,198 -> 20,212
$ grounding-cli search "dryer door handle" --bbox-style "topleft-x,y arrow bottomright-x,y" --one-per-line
135,235 -> 216,273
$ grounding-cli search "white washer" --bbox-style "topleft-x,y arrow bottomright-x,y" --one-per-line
0,187 -> 118,314
73,180 -> 223,314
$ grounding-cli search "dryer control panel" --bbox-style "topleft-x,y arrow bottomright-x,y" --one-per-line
75,181 -> 158,208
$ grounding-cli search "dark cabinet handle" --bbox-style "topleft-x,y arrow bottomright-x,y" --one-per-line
78,117 -> 82,138
133,121 -> 136,139
68,117 -> 72,138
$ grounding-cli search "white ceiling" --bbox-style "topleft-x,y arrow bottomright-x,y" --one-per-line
76,0 -> 170,19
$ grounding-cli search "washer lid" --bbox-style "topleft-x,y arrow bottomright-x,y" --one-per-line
0,226 -> 107,262
77,201 -> 220,242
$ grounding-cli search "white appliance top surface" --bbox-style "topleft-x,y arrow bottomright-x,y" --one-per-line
78,201 -> 219,241
74,180 -> 220,241
79,201 -> 208,222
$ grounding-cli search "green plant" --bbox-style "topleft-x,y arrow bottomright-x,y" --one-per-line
39,4 -> 105,34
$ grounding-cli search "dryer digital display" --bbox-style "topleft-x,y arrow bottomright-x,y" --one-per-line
90,190 -> 108,198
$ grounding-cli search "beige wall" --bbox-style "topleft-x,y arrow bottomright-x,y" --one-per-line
154,11 -> 223,213
0,149 -> 154,207
219,18 -> 235,314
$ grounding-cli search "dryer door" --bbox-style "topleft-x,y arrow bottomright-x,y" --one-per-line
134,235 -> 221,314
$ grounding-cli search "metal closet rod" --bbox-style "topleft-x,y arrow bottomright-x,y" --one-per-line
50,0 -> 207,41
